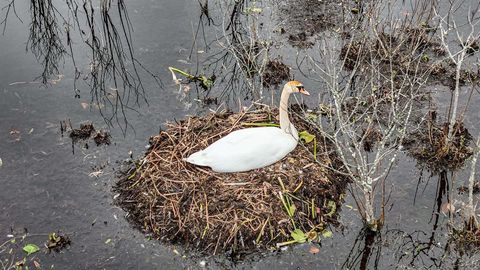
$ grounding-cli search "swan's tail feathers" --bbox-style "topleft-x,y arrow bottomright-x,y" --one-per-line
184,150 -> 210,166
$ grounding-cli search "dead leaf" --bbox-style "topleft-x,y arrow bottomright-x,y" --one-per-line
33,260 -> 41,269
309,245 -> 320,254
441,202 -> 455,215
80,102 -> 89,110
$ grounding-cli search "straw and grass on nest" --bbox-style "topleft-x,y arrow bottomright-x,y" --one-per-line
115,106 -> 348,256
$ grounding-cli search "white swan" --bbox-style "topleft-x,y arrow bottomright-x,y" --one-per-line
185,81 -> 310,173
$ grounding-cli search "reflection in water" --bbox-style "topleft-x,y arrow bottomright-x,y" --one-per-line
341,228 -> 381,270
340,171 -> 463,269
192,0 -> 273,102
2,0 -> 161,131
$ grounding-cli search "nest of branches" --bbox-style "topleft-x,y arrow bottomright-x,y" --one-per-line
115,107 -> 348,256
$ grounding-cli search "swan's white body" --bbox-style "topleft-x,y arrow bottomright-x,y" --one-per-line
186,126 -> 298,173
185,81 -> 309,173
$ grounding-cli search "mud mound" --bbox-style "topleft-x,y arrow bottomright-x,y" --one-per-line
115,107 -> 348,257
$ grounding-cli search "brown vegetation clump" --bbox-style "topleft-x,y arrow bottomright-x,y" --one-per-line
404,117 -> 473,172
450,226 -> 480,251
262,60 -> 291,87
115,107 -> 348,256
60,121 -> 112,148
279,0 -> 347,48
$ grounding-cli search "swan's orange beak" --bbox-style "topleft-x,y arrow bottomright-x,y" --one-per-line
299,88 -> 310,96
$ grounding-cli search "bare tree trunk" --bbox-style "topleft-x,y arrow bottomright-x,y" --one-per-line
466,134 -> 480,229
364,190 -> 375,227
447,52 -> 465,142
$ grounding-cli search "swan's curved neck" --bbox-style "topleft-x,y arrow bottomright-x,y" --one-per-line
279,85 -> 296,138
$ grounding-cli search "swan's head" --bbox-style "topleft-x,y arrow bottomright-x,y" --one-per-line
286,80 -> 310,95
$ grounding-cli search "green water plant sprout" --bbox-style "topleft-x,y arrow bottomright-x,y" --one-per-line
168,66 -> 215,90
275,177 -> 331,248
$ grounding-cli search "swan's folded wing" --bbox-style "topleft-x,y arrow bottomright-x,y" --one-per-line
202,127 -> 297,172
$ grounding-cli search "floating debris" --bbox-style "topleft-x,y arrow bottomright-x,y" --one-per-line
60,120 -> 112,153
69,123 -> 95,143
93,130 -> 112,146
46,232 -> 71,252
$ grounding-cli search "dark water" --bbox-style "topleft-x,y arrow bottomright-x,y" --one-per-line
1,1 -> 479,269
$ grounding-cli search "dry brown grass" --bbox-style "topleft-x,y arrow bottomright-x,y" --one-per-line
115,107 -> 349,256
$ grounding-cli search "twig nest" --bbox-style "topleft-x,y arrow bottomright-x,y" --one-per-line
115,107 -> 348,256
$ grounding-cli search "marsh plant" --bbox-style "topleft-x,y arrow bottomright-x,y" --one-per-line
433,0 -> 480,231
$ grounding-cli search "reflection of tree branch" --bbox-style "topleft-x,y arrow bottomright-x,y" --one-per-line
27,0 -> 67,83
1,0 -> 22,34
341,228 -> 381,270
4,0 -> 161,132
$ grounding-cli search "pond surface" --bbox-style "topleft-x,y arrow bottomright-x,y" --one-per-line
1,0 -> 479,269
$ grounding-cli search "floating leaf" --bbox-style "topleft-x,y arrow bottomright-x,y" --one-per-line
0,158 -> 3,168
299,130 -> 315,143
441,202 -> 455,215
290,229 -> 307,243
105,238 -> 112,244
309,245 -> 320,254
23,244 -> 40,255
322,230 -> 333,238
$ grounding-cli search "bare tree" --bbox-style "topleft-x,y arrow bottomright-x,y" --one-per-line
303,1 -> 435,228
434,1 -> 480,143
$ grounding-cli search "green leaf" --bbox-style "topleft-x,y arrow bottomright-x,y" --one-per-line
322,230 -> 333,238
291,229 -> 307,243
23,244 -> 40,255
299,131 -> 315,143
49,233 -> 60,243
245,7 -> 262,14
243,122 -> 280,127
421,54 -> 430,63
199,75 -> 214,89
306,113 -> 318,122
326,201 -> 337,217
288,203 -> 296,217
